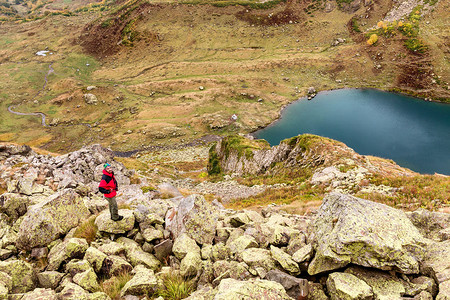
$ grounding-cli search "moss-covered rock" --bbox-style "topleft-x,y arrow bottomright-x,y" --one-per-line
73,268 -> 100,292
214,278 -> 292,299
172,233 -> 201,260
226,235 -> 258,255
270,245 -> 300,275
97,242 -> 126,256
0,259 -> 36,293
421,240 -> 450,300
127,249 -> 160,271
240,248 -> 277,278
100,255 -> 133,278
37,271 -> 64,289
0,283 -> 7,299
211,242 -> 230,262
292,244 -> 313,263
84,247 -> 107,273
326,272 -> 373,300
58,282 -> 89,300
120,265 -> 157,297
180,251 -> 202,277
94,209 -> 135,234
16,189 -> 90,251
47,238 -> 89,271
66,259 -> 91,277
345,266 -> 405,300
308,193 -> 426,275
141,227 -> 164,243
21,288 -> 58,300
213,260 -> 252,282
87,291 -> 111,300
166,194 -> 219,245
0,271 -> 12,293
0,193 -> 30,222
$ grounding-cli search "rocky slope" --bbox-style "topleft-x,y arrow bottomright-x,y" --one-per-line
0,142 -> 449,299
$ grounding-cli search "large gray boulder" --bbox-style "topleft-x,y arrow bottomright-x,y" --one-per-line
180,251 -> 202,277
95,209 -> 135,234
240,248 -> 277,278
165,194 -> 219,245
345,266 -> 406,299
172,233 -> 201,260
326,272 -> 373,300
421,240 -> 450,300
120,265 -> 157,297
0,193 -> 30,222
47,238 -> 89,271
22,288 -> 58,300
407,208 -> 450,241
213,278 -> 292,299
37,271 -> 64,289
0,259 -> 36,293
308,193 -> 426,275
16,189 -> 90,250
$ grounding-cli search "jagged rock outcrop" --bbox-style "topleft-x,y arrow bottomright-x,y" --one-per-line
208,134 -> 417,198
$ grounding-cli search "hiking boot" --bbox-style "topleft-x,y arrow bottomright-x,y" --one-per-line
112,215 -> 124,221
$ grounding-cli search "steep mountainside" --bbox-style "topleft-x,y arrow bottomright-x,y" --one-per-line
0,0 -> 448,153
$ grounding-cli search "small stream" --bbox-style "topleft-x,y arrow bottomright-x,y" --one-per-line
7,63 -> 54,127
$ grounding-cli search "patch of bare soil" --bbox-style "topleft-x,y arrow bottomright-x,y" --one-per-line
76,1 -> 158,58
235,7 -> 302,26
397,54 -> 433,89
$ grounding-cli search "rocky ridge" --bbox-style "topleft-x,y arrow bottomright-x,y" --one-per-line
208,134 -> 423,200
0,143 -> 449,299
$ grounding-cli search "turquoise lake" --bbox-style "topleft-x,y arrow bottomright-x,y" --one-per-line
253,89 -> 450,175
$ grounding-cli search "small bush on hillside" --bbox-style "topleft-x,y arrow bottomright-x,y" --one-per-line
367,34 -> 378,45
404,38 -> 428,53
141,186 -> 156,193
207,144 -> 221,175
156,273 -> 194,300
398,22 -> 418,37
351,18 -> 361,33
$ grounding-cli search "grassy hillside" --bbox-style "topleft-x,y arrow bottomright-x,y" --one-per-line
0,0 -> 448,153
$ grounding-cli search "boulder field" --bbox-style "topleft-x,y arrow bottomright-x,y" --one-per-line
0,143 -> 449,299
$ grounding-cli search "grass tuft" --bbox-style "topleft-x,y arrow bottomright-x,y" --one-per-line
100,270 -> 132,300
73,215 -> 98,244
156,273 -> 195,300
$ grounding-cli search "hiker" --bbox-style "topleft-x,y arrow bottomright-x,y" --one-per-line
98,163 -> 123,221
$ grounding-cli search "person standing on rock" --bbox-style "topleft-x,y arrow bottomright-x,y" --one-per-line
98,163 -> 123,221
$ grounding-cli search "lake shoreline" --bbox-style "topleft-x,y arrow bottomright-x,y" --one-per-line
252,88 -> 450,175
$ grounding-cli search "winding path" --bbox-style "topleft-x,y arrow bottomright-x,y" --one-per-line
7,63 -> 54,127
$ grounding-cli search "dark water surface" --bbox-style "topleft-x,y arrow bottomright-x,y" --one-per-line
253,89 -> 450,175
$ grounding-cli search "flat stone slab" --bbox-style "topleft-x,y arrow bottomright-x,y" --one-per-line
95,209 -> 135,234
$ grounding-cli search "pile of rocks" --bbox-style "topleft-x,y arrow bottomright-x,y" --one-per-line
0,143 -> 449,299
1,180 -> 449,299
0,144 -> 132,197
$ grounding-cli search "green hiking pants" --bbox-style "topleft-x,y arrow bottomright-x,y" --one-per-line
106,196 -> 119,220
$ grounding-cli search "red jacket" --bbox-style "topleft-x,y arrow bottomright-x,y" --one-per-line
98,169 -> 118,198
